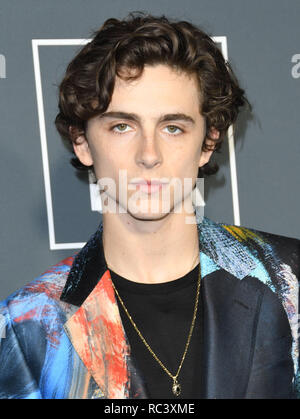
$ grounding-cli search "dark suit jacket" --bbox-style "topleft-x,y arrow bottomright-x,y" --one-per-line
0,217 -> 299,399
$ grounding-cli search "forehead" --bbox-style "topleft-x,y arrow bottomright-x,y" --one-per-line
108,64 -> 201,113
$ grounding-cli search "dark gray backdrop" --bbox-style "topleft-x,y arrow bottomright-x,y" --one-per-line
0,0 -> 299,299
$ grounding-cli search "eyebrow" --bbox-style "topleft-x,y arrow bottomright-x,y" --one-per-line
97,111 -> 196,125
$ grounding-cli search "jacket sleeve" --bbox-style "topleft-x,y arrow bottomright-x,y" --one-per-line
245,284 -> 297,399
0,301 -> 42,399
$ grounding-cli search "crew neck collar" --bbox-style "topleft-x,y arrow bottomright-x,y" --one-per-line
110,263 -> 200,295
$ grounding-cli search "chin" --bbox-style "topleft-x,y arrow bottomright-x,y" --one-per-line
126,198 -> 176,220
110,196 -> 180,220
127,210 -> 171,222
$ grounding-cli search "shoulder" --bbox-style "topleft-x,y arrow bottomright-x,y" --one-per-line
0,255 -> 78,399
220,221 -> 299,259
216,219 -> 299,297
0,254 -> 77,326
200,217 -> 299,283
204,217 -> 299,275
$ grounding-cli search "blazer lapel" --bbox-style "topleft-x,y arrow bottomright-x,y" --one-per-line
63,270 -> 131,398
200,265 -> 263,398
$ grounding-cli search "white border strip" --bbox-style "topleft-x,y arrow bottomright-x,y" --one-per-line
32,36 -> 240,250
214,36 -> 240,226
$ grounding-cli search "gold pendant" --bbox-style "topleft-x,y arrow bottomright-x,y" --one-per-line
172,378 -> 181,396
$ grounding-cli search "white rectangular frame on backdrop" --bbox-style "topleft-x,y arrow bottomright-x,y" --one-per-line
32,37 -> 240,250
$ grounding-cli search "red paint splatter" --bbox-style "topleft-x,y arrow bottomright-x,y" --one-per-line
14,308 -> 38,323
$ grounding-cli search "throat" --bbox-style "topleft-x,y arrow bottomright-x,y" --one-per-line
102,215 -> 200,285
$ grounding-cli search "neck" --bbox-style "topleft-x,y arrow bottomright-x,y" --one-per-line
102,206 -> 200,285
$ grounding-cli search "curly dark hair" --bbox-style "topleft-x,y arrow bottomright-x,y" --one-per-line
55,11 -> 250,177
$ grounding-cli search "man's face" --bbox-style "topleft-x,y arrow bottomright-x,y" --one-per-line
73,64 -> 217,220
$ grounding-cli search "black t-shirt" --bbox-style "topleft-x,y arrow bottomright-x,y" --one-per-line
110,263 -> 203,399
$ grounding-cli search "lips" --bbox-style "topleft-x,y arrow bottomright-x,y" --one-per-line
129,178 -> 169,194
130,179 -> 169,186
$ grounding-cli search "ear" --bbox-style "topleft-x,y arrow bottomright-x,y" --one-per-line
69,127 -> 94,166
198,127 -> 220,167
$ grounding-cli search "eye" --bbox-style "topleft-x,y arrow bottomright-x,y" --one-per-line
111,123 -> 132,134
163,125 -> 184,135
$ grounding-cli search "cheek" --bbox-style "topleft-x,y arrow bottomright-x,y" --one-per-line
176,151 -> 200,178
93,150 -> 127,182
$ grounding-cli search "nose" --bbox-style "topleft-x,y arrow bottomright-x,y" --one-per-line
135,134 -> 162,169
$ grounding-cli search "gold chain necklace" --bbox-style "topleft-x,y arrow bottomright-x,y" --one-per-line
111,262 -> 201,397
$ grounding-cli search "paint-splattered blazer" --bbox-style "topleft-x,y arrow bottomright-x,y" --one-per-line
0,217 -> 299,399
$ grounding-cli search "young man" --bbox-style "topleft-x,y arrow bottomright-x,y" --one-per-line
0,12 -> 299,399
